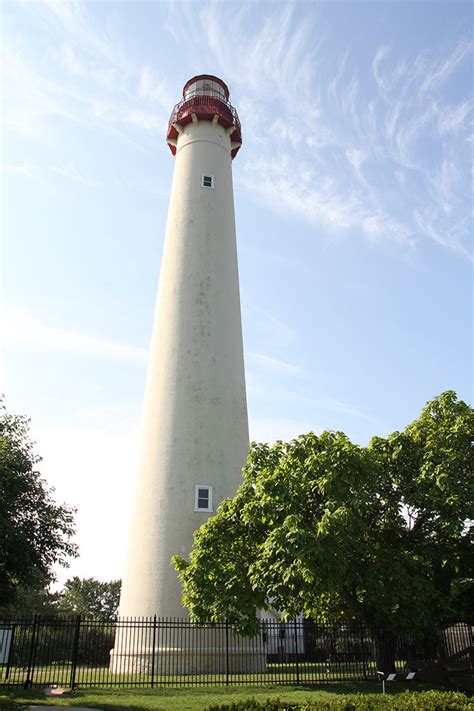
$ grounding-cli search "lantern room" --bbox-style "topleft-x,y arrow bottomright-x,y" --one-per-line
183,75 -> 229,101
167,74 -> 242,159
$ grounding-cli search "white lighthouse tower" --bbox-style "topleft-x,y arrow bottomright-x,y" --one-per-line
118,75 -> 248,622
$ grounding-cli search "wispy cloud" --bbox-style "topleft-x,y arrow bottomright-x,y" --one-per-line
157,3 -> 472,256
413,208 -> 473,261
3,161 -> 100,188
249,417 -> 317,444
437,100 -> 473,135
420,40 -> 473,94
1,303 -> 148,364
1,1 -> 170,145
3,1 -> 472,261
126,109 -> 163,132
244,305 -> 296,349
170,4 -> 471,260
50,162 -> 101,187
138,66 -> 174,112
246,351 -> 302,375
3,163 -> 39,178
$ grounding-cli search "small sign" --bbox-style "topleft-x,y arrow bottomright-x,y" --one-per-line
0,628 -> 13,665
406,672 -> 416,680
387,673 -> 396,681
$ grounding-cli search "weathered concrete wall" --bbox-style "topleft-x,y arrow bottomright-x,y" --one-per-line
118,117 -> 248,618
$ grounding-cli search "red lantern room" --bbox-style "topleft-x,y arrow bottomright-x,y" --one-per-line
167,74 -> 242,159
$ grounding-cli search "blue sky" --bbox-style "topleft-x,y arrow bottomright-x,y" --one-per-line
2,0 -> 472,584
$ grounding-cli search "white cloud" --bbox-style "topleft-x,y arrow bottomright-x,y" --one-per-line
346,148 -> 366,173
437,100 -> 474,135
1,7 -> 166,145
431,158 -> 461,204
39,0 -> 131,81
1,303 -> 148,364
413,208 -> 473,261
372,44 -> 392,99
126,109 -> 162,131
178,5 -> 471,258
3,0 -> 472,263
249,417 -> 317,444
3,163 -> 38,178
420,40 -> 473,94
246,352 -> 302,375
61,42 -> 85,76
244,305 -> 296,349
138,66 -> 174,112
50,162 -> 101,187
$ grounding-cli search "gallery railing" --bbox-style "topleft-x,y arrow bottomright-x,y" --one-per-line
0,616 -> 472,688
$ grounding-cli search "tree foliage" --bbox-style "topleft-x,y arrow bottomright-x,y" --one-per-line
57,577 -> 121,620
173,392 -> 473,637
0,400 -> 77,606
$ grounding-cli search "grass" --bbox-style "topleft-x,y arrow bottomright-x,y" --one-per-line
0,661 -> 383,687
0,681 -> 456,711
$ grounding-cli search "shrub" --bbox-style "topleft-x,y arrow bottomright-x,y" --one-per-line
207,691 -> 473,711
0,699 -> 22,711
208,701 -> 298,711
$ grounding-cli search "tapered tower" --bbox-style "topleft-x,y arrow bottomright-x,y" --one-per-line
118,75 -> 248,619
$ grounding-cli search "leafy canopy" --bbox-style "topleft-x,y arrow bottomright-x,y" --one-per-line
173,392 -> 473,635
0,399 -> 78,606
57,577 -> 121,620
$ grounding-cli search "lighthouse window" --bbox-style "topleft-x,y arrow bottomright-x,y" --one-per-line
195,485 -> 213,512
202,174 -> 214,189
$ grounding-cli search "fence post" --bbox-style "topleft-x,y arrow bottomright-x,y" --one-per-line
151,615 -> 157,688
294,617 -> 300,685
69,615 -> 81,690
359,620 -> 368,680
25,614 -> 39,689
225,620 -> 229,686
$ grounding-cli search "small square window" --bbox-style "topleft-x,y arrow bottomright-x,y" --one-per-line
202,174 -> 214,189
195,485 -> 213,512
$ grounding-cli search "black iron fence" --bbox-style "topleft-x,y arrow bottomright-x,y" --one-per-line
0,617 -> 471,689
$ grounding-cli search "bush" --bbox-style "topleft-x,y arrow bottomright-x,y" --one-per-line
207,691 -> 473,711
208,701 -> 298,711
0,699 -> 22,711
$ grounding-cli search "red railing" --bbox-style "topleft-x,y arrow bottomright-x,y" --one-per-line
167,92 -> 242,157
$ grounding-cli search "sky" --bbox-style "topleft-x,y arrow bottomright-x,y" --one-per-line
1,0 -> 473,587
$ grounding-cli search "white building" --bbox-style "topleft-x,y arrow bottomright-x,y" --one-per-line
111,75 -> 264,673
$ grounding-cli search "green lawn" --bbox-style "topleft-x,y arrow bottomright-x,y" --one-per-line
0,661 -> 381,687
0,681 -> 454,711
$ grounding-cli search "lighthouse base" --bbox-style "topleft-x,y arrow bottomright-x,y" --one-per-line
110,622 -> 267,676
109,647 -> 267,675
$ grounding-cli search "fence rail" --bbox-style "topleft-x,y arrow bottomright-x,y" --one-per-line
0,617 -> 472,689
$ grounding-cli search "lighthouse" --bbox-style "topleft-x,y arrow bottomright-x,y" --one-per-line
118,75 -> 248,621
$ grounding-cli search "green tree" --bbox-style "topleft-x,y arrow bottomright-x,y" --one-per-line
0,400 -> 78,607
173,391 -> 473,670
57,577 -> 121,620
0,584 -> 61,616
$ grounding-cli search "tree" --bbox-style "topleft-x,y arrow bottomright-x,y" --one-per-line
0,400 -> 78,607
57,577 -> 121,620
0,584 -> 61,617
173,391 -> 473,670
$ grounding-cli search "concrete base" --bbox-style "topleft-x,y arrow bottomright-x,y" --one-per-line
109,647 -> 267,675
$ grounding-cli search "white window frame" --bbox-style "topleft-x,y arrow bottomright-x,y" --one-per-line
195,485 -> 213,512
202,174 -> 215,189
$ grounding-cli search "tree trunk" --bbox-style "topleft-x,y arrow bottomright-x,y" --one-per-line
373,628 -> 397,674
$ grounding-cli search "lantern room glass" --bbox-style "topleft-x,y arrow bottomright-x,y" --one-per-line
184,79 -> 226,101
